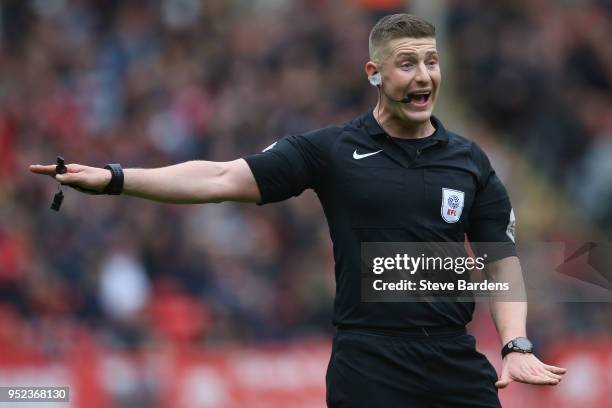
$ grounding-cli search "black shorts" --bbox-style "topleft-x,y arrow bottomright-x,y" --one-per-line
326,327 -> 500,408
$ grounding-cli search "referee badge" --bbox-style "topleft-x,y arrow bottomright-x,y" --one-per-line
506,208 -> 516,242
441,188 -> 464,223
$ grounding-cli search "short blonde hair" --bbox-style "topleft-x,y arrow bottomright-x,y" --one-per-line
369,14 -> 436,64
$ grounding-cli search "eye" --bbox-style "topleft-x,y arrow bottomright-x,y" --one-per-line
401,63 -> 415,70
427,60 -> 439,68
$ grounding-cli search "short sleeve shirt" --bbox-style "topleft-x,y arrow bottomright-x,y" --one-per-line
243,111 -> 516,329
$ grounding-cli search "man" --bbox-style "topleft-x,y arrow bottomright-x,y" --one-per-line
31,14 -> 565,408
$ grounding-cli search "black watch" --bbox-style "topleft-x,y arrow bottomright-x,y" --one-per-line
501,337 -> 534,359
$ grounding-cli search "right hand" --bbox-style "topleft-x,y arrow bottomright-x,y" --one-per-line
29,163 -> 111,194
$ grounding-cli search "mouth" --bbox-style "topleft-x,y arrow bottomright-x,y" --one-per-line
406,91 -> 432,107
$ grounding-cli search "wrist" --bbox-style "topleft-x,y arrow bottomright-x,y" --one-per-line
501,332 -> 526,345
102,169 -> 112,188
501,336 -> 533,359
102,164 -> 124,195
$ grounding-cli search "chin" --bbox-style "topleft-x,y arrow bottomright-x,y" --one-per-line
402,109 -> 433,124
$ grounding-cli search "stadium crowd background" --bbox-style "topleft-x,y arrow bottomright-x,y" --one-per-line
0,0 -> 611,406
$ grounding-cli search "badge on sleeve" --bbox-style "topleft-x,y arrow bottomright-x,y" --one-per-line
506,208 -> 516,242
441,188 -> 464,223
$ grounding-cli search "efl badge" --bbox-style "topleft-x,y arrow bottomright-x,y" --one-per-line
441,188 -> 464,223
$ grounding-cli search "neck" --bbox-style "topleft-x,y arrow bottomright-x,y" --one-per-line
373,102 -> 435,139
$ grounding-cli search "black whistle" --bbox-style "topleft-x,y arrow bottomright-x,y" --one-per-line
56,156 -> 67,175
51,190 -> 64,211
50,156 -> 67,211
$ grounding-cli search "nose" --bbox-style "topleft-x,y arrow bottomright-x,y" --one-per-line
414,62 -> 431,85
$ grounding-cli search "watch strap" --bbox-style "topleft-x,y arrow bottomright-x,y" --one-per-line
102,164 -> 124,195
501,340 -> 515,359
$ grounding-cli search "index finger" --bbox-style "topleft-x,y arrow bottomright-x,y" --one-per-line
29,164 -> 57,176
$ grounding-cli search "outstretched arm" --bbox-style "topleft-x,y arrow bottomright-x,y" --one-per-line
29,159 -> 261,204
486,257 -> 567,389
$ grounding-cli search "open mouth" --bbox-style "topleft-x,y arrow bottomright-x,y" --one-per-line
407,91 -> 431,105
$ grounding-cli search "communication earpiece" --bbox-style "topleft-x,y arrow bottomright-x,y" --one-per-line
368,72 -> 382,87
368,71 -> 413,104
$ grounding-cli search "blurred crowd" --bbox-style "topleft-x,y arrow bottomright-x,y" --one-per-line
448,0 -> 612,349
0,0 -> 396,353
0,0 -> 610,360
447,0 -> 612,232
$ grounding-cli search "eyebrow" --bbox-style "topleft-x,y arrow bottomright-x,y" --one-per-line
395,51 -> 439,59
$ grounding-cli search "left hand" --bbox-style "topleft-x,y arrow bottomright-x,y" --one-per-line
495,353 -> 566,389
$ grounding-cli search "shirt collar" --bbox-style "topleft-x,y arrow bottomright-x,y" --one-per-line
362,109 -> 449,145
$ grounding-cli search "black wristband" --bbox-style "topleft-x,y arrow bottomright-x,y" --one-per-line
102,164 -> 124,195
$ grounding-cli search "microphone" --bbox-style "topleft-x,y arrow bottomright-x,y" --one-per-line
369,73 -> 413,104
380,87 -> 412,104
397,95 -> 412,104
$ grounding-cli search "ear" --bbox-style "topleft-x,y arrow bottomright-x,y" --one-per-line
365,61 -> 382,87
365,61 -> 378,78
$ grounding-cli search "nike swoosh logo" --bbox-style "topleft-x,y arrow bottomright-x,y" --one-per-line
353,149 -> 383,160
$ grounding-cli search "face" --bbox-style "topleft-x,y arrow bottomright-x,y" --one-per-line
369,37 -> 441,124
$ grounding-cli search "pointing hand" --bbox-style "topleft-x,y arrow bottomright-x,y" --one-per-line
29,163 -> 111,194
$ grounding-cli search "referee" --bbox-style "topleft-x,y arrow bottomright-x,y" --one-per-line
31,13 -> 565,408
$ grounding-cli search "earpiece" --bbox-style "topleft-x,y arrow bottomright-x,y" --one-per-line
368,72 -> 382,87
369,71 -> 412,104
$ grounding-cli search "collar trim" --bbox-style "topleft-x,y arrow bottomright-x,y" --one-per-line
363,110 -> 449,145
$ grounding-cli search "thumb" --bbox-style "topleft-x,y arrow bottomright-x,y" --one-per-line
55,173 -> 79,184
495,374 -> 512,389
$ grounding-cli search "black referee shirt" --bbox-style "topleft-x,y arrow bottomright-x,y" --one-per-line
243,111 -> 516,329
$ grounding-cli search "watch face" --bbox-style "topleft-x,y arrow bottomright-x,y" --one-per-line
513,337 -> 533,352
